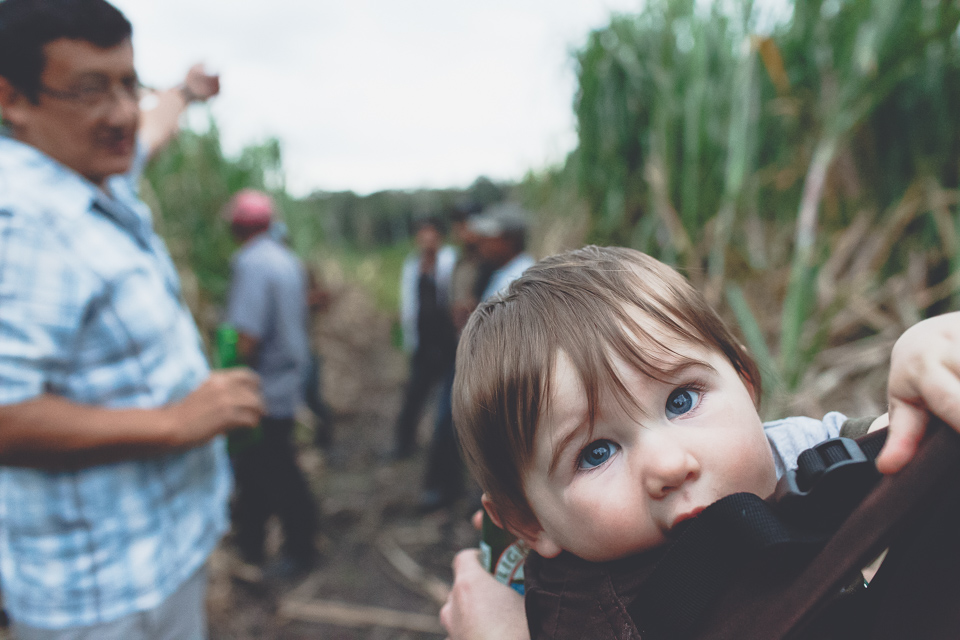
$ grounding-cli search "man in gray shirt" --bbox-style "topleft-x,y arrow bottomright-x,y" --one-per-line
226,189 -> 318,575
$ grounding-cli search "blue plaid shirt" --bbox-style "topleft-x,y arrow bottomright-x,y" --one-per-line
0,133 -> 232,629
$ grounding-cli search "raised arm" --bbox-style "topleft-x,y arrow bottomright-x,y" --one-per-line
139,63 -> 220,160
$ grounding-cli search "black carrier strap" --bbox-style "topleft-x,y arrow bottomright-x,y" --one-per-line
679,421 -> 960,640
630,430 -> 888,640
629,493 -> 825,640
776,430 -> 887,530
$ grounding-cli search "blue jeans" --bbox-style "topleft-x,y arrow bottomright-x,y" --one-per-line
421,367 -> 464,498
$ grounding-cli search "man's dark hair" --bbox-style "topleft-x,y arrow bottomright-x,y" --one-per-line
0,0 -> 132,100
449,199 -> 482,223
415,215 -> 447,235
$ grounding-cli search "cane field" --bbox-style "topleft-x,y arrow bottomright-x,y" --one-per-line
147,0 -> 960,421
130,2 -> 960,635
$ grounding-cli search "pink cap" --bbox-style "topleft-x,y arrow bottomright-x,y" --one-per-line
226,189 -> 274,228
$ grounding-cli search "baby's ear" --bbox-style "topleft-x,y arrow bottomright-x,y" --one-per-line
480,494 -> 507,529
481,495 -> 563,558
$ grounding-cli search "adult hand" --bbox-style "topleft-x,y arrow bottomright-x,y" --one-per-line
876,312 -> 960,474
181,63 -> 220,103
141,63 -> 220,159
165,368 -> 263,447
440,548 -> 530,640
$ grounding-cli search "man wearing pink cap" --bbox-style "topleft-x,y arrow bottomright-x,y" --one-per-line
225,190 -> 319,577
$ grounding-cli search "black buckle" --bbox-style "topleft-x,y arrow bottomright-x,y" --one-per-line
774,437 -> 881,530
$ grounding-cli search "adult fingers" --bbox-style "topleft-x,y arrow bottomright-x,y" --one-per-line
224,367 -> 261,388
224,370 -> 265,412
214,381 -> 263,429
452,548 -> 483,574
876,400 -> 927,475
881,357 -> 960,474
916,364 -> 960,432
241,385 -> 265,413
234,406 -> 263,429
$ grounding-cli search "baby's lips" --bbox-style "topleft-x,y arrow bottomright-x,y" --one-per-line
669,505 -> 706,534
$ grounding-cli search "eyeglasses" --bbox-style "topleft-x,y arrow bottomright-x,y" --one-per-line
37,76 -> 141,110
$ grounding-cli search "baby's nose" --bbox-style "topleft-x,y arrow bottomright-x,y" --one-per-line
642,437 -> 700,498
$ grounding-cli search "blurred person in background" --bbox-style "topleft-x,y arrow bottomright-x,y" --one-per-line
391,216 -> 458,461
269,220 -> 336,447
448,202 -> 485,332
417,203 -> 484,511
416,204 -> 532,511
225,190 -> 320,578
471,202 -> 536,301
0,0 -> 263,638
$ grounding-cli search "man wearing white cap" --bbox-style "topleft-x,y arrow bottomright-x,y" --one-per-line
226,190 -> 319,577
470,202 -> 536,301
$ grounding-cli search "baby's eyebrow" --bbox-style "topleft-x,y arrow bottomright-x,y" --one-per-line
657,359 -> 717,380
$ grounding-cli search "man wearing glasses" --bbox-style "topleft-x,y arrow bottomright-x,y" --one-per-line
0,0 -> 263,638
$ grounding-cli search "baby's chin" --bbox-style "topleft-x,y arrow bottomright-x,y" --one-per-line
571,537 -> 673,563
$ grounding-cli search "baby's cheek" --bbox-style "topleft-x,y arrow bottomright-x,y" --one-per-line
564,489 -> 621,534
731,436 -> 777,495
566,486 -> 610,520
575,485 -> 644,530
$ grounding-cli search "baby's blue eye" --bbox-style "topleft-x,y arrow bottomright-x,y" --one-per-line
578,439 -> 619,470
666,388 -> 700,418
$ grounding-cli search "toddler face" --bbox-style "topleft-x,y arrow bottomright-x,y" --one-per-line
519,339 -> 776,562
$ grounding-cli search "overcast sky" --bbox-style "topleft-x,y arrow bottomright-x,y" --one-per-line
111,0 -> 642,196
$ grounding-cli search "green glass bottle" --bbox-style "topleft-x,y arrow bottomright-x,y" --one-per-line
214,323 -> 262,454
214,323 -> 239,369
479,509 -> 527,594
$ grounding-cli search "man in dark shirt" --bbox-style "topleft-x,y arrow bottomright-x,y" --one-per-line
393,217 -> 458,460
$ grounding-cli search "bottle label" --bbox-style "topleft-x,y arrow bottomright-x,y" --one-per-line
493,540 -> 528,587
479,510 -> 527,594
479,540 -> 493,574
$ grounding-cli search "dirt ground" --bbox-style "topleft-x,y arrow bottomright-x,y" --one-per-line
207,284 -> 480,640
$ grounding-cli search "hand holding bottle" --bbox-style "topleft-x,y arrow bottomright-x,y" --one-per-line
440,544 -> 530,640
